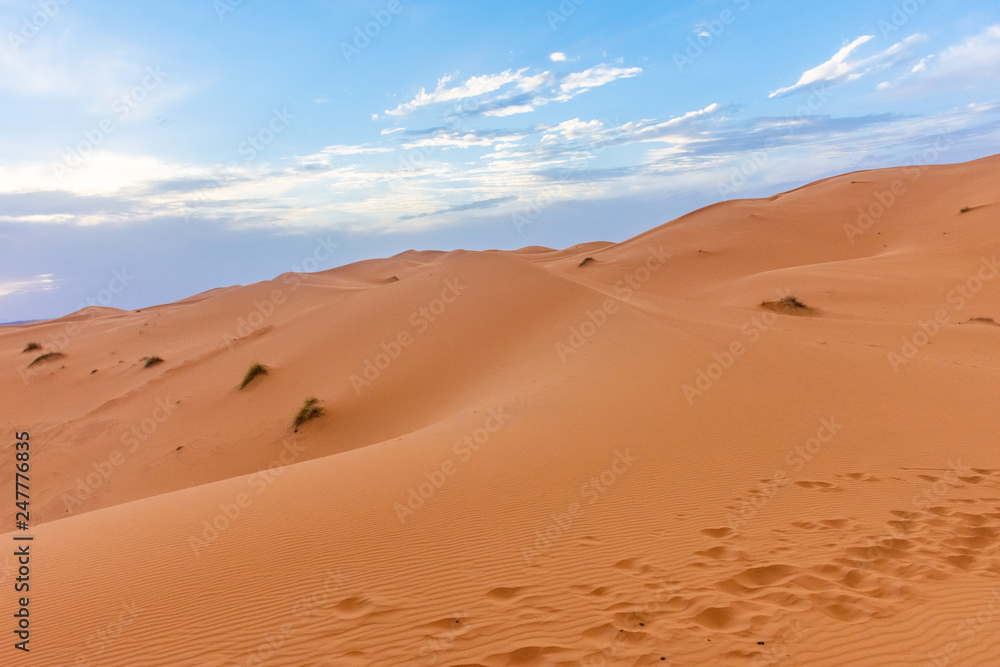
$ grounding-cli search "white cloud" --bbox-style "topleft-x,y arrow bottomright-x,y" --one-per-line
384,69 -> 528,116
296,144 -> 394,165
550,52 -> 567,62
483,104 -> 535,117
540,118 -> 605,143
518,72 -> 551,92
0,275 -> 57,297
877,25 -> 1000,94
769,36 -> 874,97
769,34 -> 926,98
400,131 -> 522,150
613,103 -> 722,144
939,25 -> 1000,70
381,63 -> 641,118
559,65 -> 642,95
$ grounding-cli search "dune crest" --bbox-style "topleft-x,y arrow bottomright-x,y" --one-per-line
2,155 -> 1000,665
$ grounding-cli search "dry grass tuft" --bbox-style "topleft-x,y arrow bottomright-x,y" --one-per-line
293,397 -> 324,429
240,362 -> 269,390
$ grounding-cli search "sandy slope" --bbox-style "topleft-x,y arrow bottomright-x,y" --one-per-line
2,155 -> 1000,665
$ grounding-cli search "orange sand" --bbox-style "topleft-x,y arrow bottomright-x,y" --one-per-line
2,155 -> 999,665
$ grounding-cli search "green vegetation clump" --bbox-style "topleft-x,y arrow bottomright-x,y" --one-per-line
239,362 -> 269,390
293,397 -> 323,429
960,206 -> 972,213
141,356 -> 164,368
28,352 -> 64,367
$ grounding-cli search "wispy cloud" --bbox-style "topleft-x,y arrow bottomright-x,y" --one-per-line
769,34 -> 925,97
0,274 -> 57,297
398,128 -> 525,150
383,69 -> 529,117
296,144 -> 394,165
540,118 -> 605,143
382,63 -> 642,118
558,65 -> 642,97
397,195 -> 518,221
877,25 -> 1000,93
0,91 -> 997,237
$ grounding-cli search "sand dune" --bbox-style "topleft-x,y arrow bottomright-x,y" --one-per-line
2,155 -> 1000,665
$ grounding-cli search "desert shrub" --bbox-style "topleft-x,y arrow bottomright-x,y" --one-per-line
28,352 -> 64,367
240,362 -> 269,390
293,397 -> 324,429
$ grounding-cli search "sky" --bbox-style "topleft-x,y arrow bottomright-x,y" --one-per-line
1,0 -> 999,321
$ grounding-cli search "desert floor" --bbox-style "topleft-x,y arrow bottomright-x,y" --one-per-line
3,155 -> 1000,665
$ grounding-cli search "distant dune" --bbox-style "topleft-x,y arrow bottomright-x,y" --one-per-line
3,155 -> 999,665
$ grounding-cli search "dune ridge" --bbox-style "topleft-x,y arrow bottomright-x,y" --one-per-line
2,155 -> 1000,665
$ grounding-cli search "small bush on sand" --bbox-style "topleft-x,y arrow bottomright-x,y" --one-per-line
293,397 -> 323,429
759,295 -> 816,315
240,362 -> 269,390
960,206 -> 972,213
28,352 -> 64,367
141,356 -> 164,368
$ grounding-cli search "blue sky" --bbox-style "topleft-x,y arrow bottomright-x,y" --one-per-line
1,0 -> 999,320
